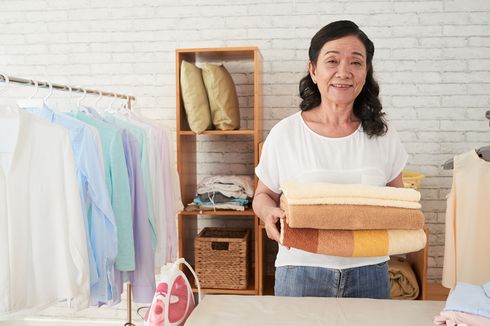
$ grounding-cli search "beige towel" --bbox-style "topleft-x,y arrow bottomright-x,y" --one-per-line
389,257 -> 419,300
280,196 -> 425,230
281,181 -> 421,209
279,220 -> 427,257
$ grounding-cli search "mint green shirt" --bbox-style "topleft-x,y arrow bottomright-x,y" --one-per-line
103,113 -> 157,253
66,112 -> 135,271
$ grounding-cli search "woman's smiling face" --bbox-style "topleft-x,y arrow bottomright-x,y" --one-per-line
309,35 -> 368,108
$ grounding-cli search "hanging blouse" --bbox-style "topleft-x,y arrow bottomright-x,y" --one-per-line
23,106 -> 117,305
103,113 -> 157,252
0,108 -> 89,316
113,130 -> 156,304
128,111 -> 183,267
66,112 -> 135,272
442,150 -> 490,288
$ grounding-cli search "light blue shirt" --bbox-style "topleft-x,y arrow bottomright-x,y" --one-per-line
24,106 -> 117,304
445,282 -> 490,318
66,111 -> 135,273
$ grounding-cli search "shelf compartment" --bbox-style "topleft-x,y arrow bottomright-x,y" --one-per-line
179,129 -> 255,136
180,209 -> 255,216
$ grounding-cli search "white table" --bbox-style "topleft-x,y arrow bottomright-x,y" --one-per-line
186,295 -> 445,326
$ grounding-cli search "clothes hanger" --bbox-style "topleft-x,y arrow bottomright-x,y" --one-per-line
106,92 -> 118,115
16,79 -> 42,109
474,110 -> 490,162
443,110 -> 490,169
476,146 -> 490,161
94,90 -> 103,112
43,81 -> 53,106
29,79 -> 39,99
118,95 -> 131,117
0,73 -> 9,95
443,146 -> 490,169
67,85 -> 73,110
76,88 -> 87,112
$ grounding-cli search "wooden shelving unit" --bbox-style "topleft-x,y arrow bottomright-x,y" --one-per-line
176,47 -> 262,295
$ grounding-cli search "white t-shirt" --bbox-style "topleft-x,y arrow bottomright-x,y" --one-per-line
255,111 -> 408,269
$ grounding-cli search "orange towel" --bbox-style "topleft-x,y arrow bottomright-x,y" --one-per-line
279,220 -> 427,257
280,196 -> 425,230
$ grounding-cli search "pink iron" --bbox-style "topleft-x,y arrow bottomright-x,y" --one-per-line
143,258 -> 201,326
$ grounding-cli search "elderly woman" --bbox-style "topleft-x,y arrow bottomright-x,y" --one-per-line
253,20 -> 407,298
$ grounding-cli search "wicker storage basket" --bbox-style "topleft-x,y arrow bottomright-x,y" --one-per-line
194,227 -> 250,289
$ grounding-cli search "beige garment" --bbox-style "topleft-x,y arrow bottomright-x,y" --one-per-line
280,196 -> 425,230
281,181 -> 421,203
442,150 -> 490,289
389,257 -> 419,300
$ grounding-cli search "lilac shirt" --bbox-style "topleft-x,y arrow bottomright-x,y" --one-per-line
114,129 -> 155,303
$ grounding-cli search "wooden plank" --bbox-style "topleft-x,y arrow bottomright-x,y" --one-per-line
406,225 -> 429,300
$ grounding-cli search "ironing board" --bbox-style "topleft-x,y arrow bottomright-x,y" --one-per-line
186,295 -> 445,326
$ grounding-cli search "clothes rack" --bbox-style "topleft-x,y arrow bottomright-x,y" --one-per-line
0,73 -> 135,102
1,73 -> 137,326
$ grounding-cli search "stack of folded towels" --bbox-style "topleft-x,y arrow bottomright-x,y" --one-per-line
279,181 -> 427,257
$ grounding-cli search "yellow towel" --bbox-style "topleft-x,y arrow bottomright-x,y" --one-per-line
280,196 -> 425,230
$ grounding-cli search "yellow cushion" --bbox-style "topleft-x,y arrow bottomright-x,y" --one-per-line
180,60 -> 212,133
202,63 -> 240,130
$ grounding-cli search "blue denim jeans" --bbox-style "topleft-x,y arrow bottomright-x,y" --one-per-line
274,262 -> 390,298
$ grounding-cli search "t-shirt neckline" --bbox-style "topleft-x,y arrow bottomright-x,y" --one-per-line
298,111 -> 362,140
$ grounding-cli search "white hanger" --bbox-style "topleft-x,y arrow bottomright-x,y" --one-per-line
118,95 -> 131,116
17,79 -> 42,109
94,90 -> 103,111
43,81 -> 53,106
77,88 -> 87,110
0,73 -> 9,95
107,92 -> 117,113
29,79 -> 39,99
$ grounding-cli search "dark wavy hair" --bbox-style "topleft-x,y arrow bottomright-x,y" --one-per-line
299,20 -> 387,137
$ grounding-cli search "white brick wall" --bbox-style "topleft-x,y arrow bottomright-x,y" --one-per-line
1,0 -> 489,317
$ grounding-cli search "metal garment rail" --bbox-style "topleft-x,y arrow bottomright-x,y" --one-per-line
0,73 -> 135,102
1,73 -> 137,326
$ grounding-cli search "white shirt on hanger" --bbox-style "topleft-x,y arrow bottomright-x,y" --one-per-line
0,108 -> 89,318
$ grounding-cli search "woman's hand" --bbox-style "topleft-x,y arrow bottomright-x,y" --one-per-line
252,180 -> 289,248
263,206 -> 285,243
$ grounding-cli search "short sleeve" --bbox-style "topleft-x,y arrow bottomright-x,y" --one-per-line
255,129 -> 281,194
386,126 -> 408,183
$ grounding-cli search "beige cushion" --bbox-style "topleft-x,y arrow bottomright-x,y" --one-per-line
202,63 -> 240,130
180,60 -> 213,133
